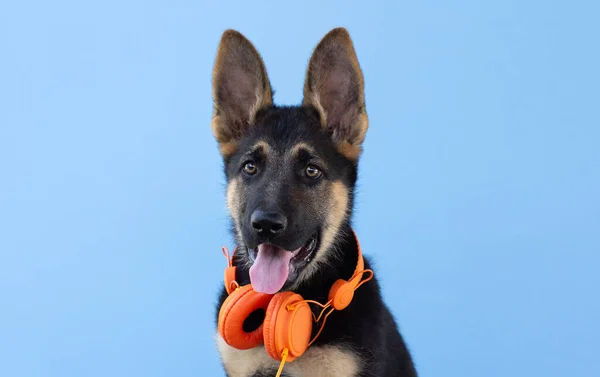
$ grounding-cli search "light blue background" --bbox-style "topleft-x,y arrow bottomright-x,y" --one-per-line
1,1 -> 599,376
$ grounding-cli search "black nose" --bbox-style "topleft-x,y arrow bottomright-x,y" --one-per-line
251,210 -> 287,235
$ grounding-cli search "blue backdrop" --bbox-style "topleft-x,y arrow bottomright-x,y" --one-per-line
1,1 -> 599,376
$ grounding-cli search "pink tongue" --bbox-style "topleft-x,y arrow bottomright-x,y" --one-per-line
249,244 -> 295,294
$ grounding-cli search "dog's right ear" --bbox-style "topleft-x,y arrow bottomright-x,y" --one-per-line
211,30 -> 273,158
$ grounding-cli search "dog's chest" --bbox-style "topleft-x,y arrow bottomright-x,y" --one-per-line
216,334 -> 360,377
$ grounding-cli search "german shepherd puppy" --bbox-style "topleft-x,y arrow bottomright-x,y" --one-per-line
211,27 -> 417,377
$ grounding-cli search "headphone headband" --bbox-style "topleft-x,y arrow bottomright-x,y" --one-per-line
349,230 -> 365,289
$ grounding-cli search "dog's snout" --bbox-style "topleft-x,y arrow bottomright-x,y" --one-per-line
251,210 -> 287,235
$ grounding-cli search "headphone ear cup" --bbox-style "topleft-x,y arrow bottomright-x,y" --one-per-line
328,279 -> 355,311
218,285 -> 273,350
263,292 -> 313,362
263,292 -> 287,360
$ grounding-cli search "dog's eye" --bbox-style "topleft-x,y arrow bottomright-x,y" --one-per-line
243,162 -> 257,175
305,165 -> 322,179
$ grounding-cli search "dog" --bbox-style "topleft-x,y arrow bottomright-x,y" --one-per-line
210,27 -> 418,377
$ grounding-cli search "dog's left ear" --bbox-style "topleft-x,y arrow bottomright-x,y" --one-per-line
211,30 -> 273,157
302,27 -> 368,161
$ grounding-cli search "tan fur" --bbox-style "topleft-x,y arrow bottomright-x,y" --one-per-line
224,141 -> 272,225
216,334 -> 275,377
296,181 -> 349,284
218,139 -> 238,158
290,142 -> 317,158
337,140 -> 363,162
251,140 -> 271,156
248,87 -> 270,125
216,333 -> 360,377
319,181 -> 350,259
308,92 -> 327,128
226,177 -> 242,236
226,177 -> 240,217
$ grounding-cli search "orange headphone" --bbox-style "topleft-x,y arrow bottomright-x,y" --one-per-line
217,232 -> 373,372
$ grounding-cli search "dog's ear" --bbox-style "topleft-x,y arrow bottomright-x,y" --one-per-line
211,30 -> 273,157
302,27 -> 368,161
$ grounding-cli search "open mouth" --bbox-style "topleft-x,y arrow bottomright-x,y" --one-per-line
248,233 -> 319,294
292,233 -> 319,263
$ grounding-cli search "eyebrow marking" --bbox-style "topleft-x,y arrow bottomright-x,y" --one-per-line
290,142 -> 317,158
249,140 -> 270,155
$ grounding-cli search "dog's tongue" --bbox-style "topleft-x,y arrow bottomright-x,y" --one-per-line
249,244 -> 295,294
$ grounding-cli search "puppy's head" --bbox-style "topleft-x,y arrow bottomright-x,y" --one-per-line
211,28 -> 368,293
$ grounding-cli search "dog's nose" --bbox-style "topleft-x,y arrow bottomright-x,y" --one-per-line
251,210 -> 287,235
